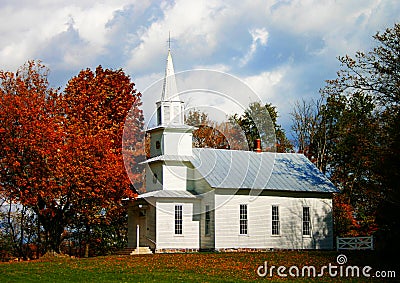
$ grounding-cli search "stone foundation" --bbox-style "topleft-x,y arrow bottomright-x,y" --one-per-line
215,248 -> 274,252
155,248 -> 199,253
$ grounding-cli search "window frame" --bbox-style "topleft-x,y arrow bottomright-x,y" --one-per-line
157,106 -> 162,125
205,205 -> 211,236
173,105 -> 181,123
302,206 -> 311,236
164,105 -> 170,122
271,205 -> 280,236
174,204 -> 183,235
239,204 -> 248,235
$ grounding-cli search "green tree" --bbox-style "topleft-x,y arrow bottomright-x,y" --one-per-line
315,23 -> 400,251
232,102 -> 293,152
323,92 -> 380,235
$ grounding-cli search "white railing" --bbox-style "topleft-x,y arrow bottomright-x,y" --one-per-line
336,236 -> 373,250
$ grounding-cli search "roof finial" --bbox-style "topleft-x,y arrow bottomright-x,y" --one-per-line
167,31 -> 171,51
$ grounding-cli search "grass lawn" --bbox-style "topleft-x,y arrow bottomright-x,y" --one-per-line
0,250 -> 397,282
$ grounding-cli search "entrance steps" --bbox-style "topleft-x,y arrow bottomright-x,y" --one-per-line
115,246 -> 153,255
131,246 -> 153,255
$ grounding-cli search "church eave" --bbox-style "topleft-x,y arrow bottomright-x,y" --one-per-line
146,124 -> 196,133
140,154 -> 193,164
137,190 -> 201,199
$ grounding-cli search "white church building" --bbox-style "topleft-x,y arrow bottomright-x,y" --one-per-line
126,49 -> 338,253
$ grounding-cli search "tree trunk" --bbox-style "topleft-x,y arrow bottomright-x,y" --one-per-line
84,224 -> 90,258
84,243 -> 90,258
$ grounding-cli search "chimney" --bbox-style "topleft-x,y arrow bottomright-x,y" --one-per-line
254,138 -> 262,153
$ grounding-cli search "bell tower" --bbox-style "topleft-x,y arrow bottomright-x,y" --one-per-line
156,50 -> 185,126
144,47 -> 194,192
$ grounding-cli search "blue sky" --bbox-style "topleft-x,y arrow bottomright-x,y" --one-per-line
1,0 -> 399,139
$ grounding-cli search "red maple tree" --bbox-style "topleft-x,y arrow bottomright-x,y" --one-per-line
0,62 -> 144,254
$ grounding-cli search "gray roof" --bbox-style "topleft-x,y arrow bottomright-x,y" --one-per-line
142,148 -> 338,194
191,148 -> 338,193
138,190 -> 199,199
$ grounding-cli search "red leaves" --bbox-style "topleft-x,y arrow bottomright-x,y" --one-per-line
60,65 -> 144,224
1,61 -> 60,204
186,110 -> 247,150
1,61 -> 144,251
333,194 -> 362,237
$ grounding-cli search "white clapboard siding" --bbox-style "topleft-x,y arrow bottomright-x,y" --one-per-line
162,162 -> 187,191
214,190 -> 333,250
145,163 -> 163,192
149,130 -> 163,158
193,170 -> 213,194
163,131 -> 193,156
156,200 -> 200,249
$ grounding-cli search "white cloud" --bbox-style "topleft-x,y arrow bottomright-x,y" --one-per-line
1,0 -> 399,134
240,27 -> 269,66
0,0 -> 132,70
243,69 -> 284,102
125,0 -> 231,74
192,64 -> 231,73
266,0 -> 394,58
241,66 -> 297,128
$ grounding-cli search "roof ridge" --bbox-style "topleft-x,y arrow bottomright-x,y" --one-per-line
192,147 -> 301,155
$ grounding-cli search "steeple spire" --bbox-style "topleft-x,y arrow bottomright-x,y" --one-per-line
161,49 -> 178,101
156,37 -> 185,126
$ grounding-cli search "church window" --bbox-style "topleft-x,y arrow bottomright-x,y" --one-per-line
172,106 -> 180,123
205,205 -> 211,236
164,105 -> 170,123
272,205 -> 280,235
157,106 -> 161,125
303,207 -> 311,236
175,205 -> 183,235
239,204 -> 248,235
155,141 -> 160,149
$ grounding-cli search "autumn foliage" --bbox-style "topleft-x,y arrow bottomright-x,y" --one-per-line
291,23 -> 400,253
0,61 -> 143,256
185,110 -> 248,150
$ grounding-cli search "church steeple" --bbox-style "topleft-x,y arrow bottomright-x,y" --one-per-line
156,47 -> 184,126
161,50 -> 179,101
144,44 -> 194,193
